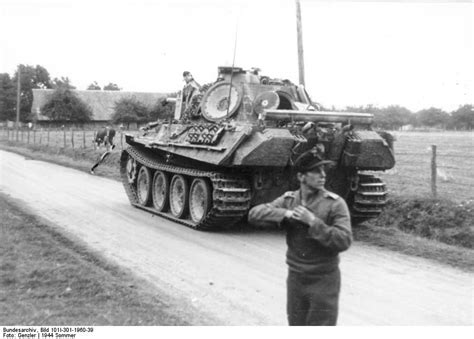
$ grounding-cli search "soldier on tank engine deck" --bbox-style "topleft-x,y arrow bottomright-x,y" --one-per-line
248,150 -> 352,326
182,71 -> 201,107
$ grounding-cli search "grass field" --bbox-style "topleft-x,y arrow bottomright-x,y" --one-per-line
380,131 -> 473,202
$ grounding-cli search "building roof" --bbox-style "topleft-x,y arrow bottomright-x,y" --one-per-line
32,89 -> 167,121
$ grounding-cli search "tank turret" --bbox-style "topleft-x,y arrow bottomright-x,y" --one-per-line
120,67 -> 395,230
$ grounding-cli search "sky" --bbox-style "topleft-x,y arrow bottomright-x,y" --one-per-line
0,0 -> 472,112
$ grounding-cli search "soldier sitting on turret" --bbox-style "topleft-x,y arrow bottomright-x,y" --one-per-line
182,71 -> 201,108
181,71 -> 204,120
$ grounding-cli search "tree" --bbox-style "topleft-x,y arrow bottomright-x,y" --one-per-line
0,73 -> 17,121
149,97 -> 174,120
11,64 -> 53,122
450,105 -> 473,130
52,77 -> 76,89
41,87 -> 92,123
111,97 -> 149,128
34,65 -> 53,89
103,83 -> 121,91
415,107 -> 450,128
373,105 -> 413,130
342,104 -> 414,130
86,81 -> 101,90
344,104 -> 381,114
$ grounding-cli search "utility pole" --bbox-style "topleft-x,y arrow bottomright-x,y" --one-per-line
295,0 -> 305,86
16,66 -> 21,129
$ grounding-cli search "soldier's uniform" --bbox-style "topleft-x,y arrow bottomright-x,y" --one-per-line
248,162 -> 352,326
183,79 -> 200,106
182,71 -> 201,108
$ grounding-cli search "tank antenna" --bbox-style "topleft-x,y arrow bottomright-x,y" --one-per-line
226,14 -> 239,119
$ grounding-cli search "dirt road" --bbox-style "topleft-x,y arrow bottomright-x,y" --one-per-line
0,150 -> 472,325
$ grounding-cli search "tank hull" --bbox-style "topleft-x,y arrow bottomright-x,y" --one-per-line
120,67 -> 395,230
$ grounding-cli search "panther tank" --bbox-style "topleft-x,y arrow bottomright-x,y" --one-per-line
120,66 -> 395,230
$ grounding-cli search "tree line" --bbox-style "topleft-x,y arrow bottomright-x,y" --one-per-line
0,64 -> 171,125
335,104 -> 473,131
0,64 -> 472,130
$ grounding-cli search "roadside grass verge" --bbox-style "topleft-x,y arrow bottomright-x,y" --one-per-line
368,197 -> 473,249
0,193 -> 212,325
0,142 -> 121,180
356,221 -> 473,272
0,141 -> 473,272
360,197 -> 473,271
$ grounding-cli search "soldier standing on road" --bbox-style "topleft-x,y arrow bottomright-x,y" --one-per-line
248,150 -> 352,326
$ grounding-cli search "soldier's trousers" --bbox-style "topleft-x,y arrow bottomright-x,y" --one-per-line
286,267 -> 341,326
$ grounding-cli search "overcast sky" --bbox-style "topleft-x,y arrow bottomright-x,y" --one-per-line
0,0 -> 472,112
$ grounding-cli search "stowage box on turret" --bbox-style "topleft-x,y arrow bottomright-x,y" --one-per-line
120,67 -> 395,230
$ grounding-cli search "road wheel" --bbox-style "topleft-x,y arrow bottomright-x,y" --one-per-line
169,174 -> 189,219
126,156 -> 138,184
152,170 -> 170,212
137,166 -> 152,206
189,178 -> 212,224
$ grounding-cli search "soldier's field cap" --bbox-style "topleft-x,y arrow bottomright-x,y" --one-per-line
295,150 -> 335,173
183,71 -> 191,77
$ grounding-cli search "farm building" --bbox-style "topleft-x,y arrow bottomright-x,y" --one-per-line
31,89 -> 168,129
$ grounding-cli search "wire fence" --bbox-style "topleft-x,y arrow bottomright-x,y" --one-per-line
0,128 -> 127,151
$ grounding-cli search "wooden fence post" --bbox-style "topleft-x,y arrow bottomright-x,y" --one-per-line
27,129 -> 30,144
71,129 -> 74,149
47,130 -> 50,146
431,145 -> 437,198
7,129 -> 9,141
63,129 -> 66,148
83,130 -> 86,148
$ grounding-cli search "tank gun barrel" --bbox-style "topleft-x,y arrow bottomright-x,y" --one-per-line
263,110 -> 373,125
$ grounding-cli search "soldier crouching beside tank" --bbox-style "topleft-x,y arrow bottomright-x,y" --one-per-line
248,150 -> 352,326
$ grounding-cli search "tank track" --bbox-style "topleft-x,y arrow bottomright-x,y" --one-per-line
350,174 -> 388,223
120,146 -> 251,230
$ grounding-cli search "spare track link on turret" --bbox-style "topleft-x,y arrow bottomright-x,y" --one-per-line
351,174 -> 388,222
120,146 -> 251,230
